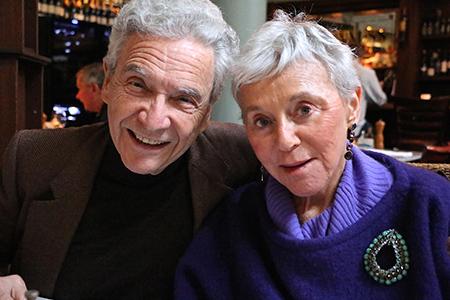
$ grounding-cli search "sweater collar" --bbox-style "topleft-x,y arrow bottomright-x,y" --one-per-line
265,146 -> 393,239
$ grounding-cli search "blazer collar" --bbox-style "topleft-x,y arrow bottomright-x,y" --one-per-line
36,125 -> 109,295
188,131 -> 233,231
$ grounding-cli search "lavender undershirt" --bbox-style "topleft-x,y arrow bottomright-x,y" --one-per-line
265,146 -> 393,239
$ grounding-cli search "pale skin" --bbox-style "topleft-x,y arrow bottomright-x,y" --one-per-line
0,275 -> 26,300
76,76 -> 104,113
239,61 -> 360,223
0,33 -> 216,298
102,33 -> 214,175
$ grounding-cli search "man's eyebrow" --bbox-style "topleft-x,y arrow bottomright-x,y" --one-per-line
124,64 -> 149,77
177,87 -> 202,100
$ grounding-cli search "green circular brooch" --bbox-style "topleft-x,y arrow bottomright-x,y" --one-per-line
363,229 -> 409,285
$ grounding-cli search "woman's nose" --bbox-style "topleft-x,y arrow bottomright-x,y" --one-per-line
277,122 -> 300,152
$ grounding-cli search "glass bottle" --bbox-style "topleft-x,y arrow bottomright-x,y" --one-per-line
420,49 -> 428,76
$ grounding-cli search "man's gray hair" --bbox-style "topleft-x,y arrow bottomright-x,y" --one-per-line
104,0 -> 239,103
232,10 -> 360,102
77,62 -> 105,87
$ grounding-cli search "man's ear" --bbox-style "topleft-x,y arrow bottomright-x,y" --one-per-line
102,60 -> 111,104
347,86 -> 361,127
91,83 -> 100,93
200,104 -> 212,132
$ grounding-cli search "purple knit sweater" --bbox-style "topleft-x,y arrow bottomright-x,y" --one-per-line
175,151 -> 450,300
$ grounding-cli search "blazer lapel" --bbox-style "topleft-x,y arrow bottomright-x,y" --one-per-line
188,134 -> 233,231
20,126 -> 108,296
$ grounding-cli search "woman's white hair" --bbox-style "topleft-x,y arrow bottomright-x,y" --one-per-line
232,10 -> 360,102
104,0 -> 239,103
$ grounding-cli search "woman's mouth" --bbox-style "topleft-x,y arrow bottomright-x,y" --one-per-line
280,158 -> 314,170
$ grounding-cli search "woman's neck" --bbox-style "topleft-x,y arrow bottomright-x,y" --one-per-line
293,158 -> 345,224
293,193 -> 334,224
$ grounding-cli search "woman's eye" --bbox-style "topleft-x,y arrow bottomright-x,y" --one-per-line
255,118 -> 271,128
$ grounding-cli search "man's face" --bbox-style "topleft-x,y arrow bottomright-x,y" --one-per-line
76,77 -> 97,112
102,34 -> 214,175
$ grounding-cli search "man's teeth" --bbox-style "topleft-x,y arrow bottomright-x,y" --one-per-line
134,133 -> 167,145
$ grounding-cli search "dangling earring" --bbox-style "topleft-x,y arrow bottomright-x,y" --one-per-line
344,123 -> 356,160
260,165 -> 266,182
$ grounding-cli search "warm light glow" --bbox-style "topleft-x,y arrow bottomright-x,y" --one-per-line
366,25 -> 373,31
420,93 -> 432,100
379,28 -> 385,33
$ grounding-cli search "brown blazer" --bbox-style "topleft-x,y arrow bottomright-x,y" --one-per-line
0,121 -> 259,296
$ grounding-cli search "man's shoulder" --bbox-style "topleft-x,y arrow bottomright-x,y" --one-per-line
4,123 -> 107,168
197,121 -> 254,159
14,123 -> 106,149
202,121 -> 247,141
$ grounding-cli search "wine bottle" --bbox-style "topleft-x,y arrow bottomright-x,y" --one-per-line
434,9 -> 442,36
427,51 -> 437,77
441,50 -> 448,75
82,0 -> 91,22
41,0 -> 50,15
55,0 -> 65,17
434,49 -> 441,74
421,20 -> 428,36
446,17 -> 450,35
48,0 -> 57,16
440,16 -> 447,35
74,0 -> 84,21
63,0 -> 72,19
398,8 -> 407,42
420,49 -> 428,76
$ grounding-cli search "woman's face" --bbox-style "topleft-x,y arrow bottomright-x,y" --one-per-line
239,61 -> 359,203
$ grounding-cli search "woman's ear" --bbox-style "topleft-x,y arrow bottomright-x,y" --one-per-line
347,86 -> 361,126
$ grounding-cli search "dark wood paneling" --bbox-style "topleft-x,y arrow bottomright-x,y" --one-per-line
0,0 -> 49,157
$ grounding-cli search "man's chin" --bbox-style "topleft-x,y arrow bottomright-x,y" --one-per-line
124,162 -> 166,175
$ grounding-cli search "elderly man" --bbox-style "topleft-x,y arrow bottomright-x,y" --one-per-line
0,0 -> 258,299
75,62 -> 108,122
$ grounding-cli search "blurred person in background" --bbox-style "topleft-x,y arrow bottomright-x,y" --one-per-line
334,30 -> 387,138
0,0 -> 258,299
75,62 -> 108,122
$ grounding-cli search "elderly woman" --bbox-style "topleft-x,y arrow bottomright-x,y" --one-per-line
174,11 -> 450,299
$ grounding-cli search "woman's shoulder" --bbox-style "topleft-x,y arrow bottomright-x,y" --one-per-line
202,181 -> 264,229
401,162 -> 450,197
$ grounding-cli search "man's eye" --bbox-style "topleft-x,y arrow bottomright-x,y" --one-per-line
128,80 -> 145,90
255,118 -> 271,128
298,105 -> 312,116
178,97 -> 194,104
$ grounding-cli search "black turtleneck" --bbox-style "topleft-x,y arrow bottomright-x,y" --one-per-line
54,138 -> 192,300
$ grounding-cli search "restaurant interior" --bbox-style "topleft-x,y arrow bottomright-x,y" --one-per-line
1,0 -> 449,177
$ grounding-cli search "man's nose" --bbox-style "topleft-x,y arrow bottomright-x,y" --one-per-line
138,94 -> 171,129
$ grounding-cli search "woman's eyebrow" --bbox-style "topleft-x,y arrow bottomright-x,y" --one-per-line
289,92 -> 325,104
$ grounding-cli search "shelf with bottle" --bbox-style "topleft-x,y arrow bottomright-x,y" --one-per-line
38,0 -> 124,27
421,8 -> 450,39
419,47 -> 450,81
